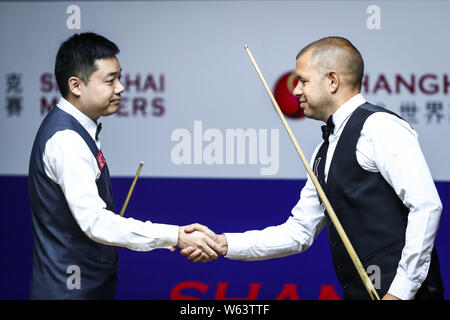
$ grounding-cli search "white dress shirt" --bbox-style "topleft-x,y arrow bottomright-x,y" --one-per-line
224,94 -> 442,300
43,97 -> 179,251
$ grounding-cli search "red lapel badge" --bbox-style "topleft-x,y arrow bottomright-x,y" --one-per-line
97,150 -> 106,171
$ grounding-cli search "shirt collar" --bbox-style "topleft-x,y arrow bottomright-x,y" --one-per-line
331,93 -> 366,135
56,97 -> 99,142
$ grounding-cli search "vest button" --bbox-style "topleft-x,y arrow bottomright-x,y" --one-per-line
332,240 -> 338,247
337,263 -> 343,270
343,283 -> 349,289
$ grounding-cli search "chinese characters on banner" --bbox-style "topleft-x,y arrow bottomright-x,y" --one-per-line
5,73 -> 23,116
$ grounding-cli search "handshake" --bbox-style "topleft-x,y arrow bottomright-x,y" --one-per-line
172,224 -> 228,262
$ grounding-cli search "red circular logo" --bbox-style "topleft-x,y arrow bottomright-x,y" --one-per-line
274,71 -> 304,119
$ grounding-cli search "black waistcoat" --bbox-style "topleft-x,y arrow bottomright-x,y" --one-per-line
315,103 -> 444,299
29,107 -> 118,299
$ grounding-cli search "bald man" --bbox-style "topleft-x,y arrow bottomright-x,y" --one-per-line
181,37 -> 444,300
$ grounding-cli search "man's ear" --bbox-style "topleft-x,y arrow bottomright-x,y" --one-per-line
68,76 -> 82,97
327,70 -> 339,93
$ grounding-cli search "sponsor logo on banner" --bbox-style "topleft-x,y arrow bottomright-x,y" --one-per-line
363,73 -> 450,95
170,281 -> 342,300
40,73 -> 63,114
363,73 -> 450,125
39,72 -> 166,117
116,73 -> 165,117
273,71 -> 304,119
273,70 -> 450,125
5,73 -> 23,116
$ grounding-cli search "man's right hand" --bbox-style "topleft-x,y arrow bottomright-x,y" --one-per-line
175,223 -> 224,262
179,224 -> 228,262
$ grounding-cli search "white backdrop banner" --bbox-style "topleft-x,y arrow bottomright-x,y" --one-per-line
1,0 -> 449,180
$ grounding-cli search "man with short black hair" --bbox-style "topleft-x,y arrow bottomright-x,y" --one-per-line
29,32 -> 221,299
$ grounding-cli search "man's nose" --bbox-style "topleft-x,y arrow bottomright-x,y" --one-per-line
115,80 -> 125,95
293,82 -> 303,97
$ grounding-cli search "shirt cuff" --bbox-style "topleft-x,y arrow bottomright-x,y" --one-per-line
223,232 -> 249,260
388,273 -> 422,300
152,223 -> 179,249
